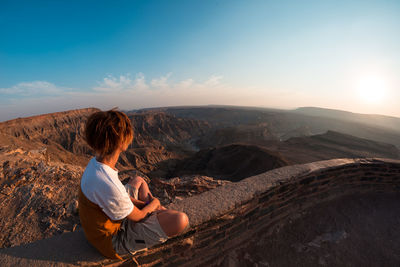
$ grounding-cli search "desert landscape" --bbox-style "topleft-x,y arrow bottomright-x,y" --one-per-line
0,106 -> 399,266
2,1 -> 400,265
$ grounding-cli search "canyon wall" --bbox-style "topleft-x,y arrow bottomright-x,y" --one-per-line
116,158 -> 400,266
0,158 -> 399,266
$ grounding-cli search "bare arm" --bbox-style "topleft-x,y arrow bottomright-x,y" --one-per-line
130,196 -> 146,209
126,196 -> 161,222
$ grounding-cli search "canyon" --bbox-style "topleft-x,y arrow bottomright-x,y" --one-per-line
0,106 -> 399,266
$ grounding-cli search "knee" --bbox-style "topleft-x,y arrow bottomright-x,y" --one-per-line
129,175 -> 144,188
158,211 -> 189,237
176,212 -> 189,232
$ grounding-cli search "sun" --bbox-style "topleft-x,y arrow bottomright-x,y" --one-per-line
356,75 -> 387,105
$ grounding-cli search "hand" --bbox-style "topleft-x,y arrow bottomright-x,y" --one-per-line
150,196 -> 161,209
156,205 -> 167,211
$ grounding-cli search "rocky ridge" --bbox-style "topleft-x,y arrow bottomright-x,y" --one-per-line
0,145 -> 228,248
169,144 -> 289,181
1,106 -> 400,251
0,146 -> 82,248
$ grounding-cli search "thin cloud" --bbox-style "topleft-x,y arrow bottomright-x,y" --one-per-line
93,74 -> 133,92
92,72 -> 226,93
204,75 -> 224,87
1,73 -> 296,121
178,79 -> 194,88
0,81 -> 64,97
93,73 -> 152,92
150,73 -> 172,89
134,73 -> 149,91
91,73 -> 232,102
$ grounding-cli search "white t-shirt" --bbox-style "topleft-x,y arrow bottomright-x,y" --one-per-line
81,158 -> 134,221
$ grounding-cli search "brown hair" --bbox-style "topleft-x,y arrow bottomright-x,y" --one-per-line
85,109 -> 133,157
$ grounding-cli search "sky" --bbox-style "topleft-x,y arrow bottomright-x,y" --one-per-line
1,0 -> 400,121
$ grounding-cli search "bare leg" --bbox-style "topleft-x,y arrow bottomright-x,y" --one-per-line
156,210 -> 189,237
128,176 -> 153,202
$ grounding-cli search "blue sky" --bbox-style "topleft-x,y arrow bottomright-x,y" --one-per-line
1,0 -> 399,121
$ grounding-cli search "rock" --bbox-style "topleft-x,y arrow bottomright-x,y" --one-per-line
150,175 -> 230,205
162,189 -> 169,199
0,187 -> 12,196
38,161 -> 46,172
172,237 -> 194,254
67,200 -> 79,214
72,224 -> 79,232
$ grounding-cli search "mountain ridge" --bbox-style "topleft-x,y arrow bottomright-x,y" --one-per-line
1,106 -> 400,249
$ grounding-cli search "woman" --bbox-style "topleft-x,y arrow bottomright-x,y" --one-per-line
78,109 -> 189,260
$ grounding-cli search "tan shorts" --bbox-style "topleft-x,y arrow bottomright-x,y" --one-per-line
112,184 -> 168,255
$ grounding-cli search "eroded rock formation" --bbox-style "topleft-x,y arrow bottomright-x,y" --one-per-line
1,106 -> 400,253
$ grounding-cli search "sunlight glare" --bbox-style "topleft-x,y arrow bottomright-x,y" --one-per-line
356,75 -> 387,105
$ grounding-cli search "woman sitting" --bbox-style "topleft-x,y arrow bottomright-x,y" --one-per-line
78,109 -> 189,259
